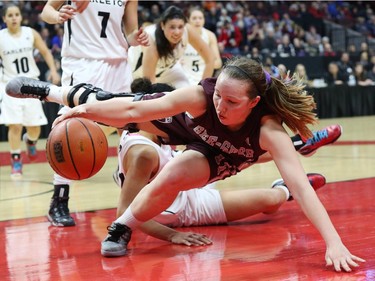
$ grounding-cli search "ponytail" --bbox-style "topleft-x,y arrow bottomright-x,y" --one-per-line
223,57 -> 317,139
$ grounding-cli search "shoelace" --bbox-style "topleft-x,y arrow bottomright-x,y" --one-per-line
307,129 -> 328,145
106,224 -> 131,242
20,84 -> 49,100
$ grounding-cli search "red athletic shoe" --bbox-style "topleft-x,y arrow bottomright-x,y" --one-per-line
298,125 -> 342,156
272,173 -> 326,201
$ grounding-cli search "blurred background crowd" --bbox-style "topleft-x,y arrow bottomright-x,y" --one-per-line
1,0 -> 375,87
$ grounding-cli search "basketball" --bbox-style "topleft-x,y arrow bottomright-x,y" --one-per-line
46,118 -> 108,180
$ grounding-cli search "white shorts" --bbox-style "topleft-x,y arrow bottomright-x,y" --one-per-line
118,131 -> 175,182
118,132 -> 227,227
58,57 -> 133,115
156,62 -> 190,89
0,81 -> 48,126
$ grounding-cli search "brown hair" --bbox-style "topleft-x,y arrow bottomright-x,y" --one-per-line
222,57 -> 317,138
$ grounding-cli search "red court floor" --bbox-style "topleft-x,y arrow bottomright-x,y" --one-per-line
1,178 -> 374,281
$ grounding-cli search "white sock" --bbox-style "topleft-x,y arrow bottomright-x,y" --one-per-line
274,185 -> 290,201
115,207 -> 143,229
47,85 -> 64,104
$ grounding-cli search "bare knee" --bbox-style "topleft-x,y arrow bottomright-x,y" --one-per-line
125,145 -> 160,176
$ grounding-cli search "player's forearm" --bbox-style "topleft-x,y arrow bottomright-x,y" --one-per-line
41,4 -> 60,24
296,191 -> 342,246
139,220 -> 178,242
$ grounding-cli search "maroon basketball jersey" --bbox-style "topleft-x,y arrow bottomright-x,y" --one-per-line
142,78 -> 275,181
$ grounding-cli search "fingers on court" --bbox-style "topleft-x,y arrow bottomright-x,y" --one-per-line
187,233 -> 212,246
327,256 -> 365,272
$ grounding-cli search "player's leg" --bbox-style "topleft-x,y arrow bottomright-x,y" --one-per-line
6,76 -> 136,107
7,123 -> 23,176
221,173 -> 326,221
23,125 -> 40,162
115,133 -> 161,217
102,132 -> 163,256
47,174 -> 75,227
1,93 -> 24,176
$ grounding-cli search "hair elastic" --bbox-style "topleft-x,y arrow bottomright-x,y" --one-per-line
264,70 -> 272,86
225,65 -> 252,80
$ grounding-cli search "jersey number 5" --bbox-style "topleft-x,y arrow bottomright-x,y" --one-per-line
192,60 -> 199,72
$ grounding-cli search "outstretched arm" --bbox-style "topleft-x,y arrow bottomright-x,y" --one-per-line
53,85 -> 207,128
260,118 -> 365,272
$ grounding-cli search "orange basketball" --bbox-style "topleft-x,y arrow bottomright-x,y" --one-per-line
46,118 -> 108,180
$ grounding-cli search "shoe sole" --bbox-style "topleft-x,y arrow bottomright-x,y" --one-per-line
47,214 -> 76,227
101,249 -> 127,257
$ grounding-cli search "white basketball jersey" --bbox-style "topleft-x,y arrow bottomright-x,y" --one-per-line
182,28 -> 209,85
61,0 -> 129,60
129,24 -> 189,78
0,27 -> 40,82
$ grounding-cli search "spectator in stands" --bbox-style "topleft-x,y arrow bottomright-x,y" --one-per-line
368,55 -> 375,72
347,44 -> 359,58
263,56 -> 279,77
277,34 -> 295,57
354,17 -> 369,37
245,22 -> 262,52
353,62 -> 374,86
358,51 -> 370,70
248,46 -> 263,62
325,62 -> 348,85
148,4 -> 161,23
359,42 -> 371,56
277,63 -> 289,80
51,25 -> 63,59
217,20 -> 242,56
367,63 -> 375,82
318,36 -> 329,55
308,1 -> 326,19
293,37 -> 308,57
260,27 -> 278,57
204,5 -> 220,33
40,27 -> 52,49
279,13 -> 295,37
305,25 -> 321,56
367,15 -> 375,38
294,63 -> 312,87
337,52 -> 354,77
322,42 -> 336,57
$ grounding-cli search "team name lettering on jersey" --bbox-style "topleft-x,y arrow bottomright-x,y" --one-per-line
193,125 -> 255,158
90,0 -> 124,7
2,47 -> 33,56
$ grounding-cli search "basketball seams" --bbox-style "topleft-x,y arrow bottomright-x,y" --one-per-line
46,117 -> 107,180
76,118 -> 97,178
65,119 -> 81,179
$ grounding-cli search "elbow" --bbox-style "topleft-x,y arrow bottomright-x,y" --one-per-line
214,58 -> 223,70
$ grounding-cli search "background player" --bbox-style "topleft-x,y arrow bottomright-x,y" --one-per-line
0,3 -> 60,177
182,7 -> 222,85
129,5 -> 214,89
40,0 -> 149,226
